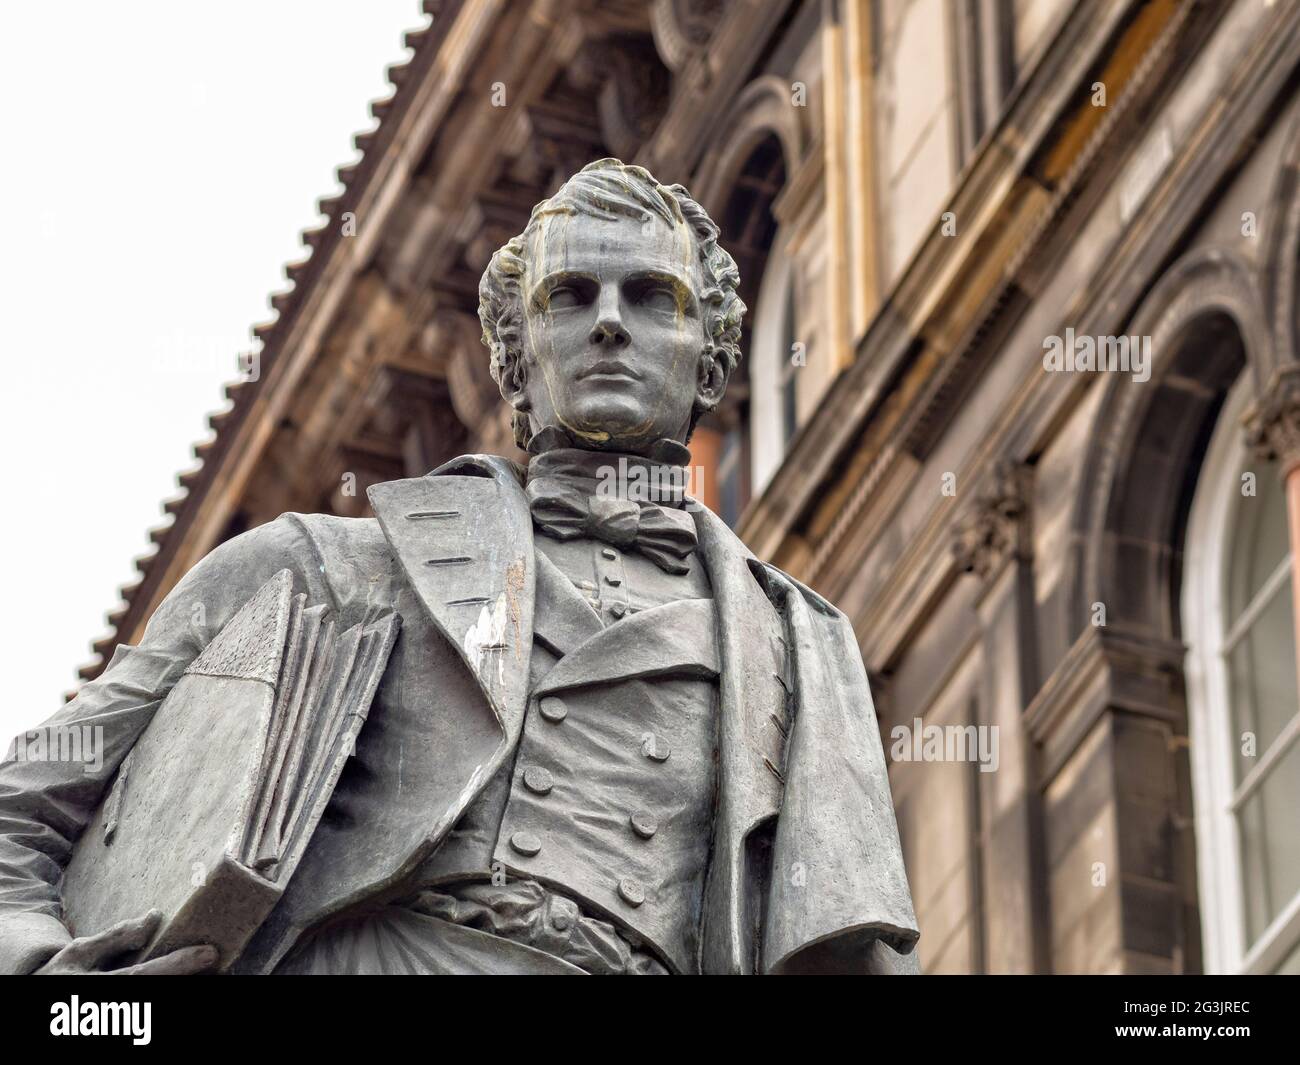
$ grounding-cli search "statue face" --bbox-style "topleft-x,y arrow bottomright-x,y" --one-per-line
511,211 -> 724,452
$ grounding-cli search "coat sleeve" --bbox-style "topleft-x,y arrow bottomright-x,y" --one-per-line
758,567 -> 920,974
0,516 -> 324,974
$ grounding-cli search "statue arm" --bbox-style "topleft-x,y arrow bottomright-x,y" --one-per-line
0,515 -> 323,974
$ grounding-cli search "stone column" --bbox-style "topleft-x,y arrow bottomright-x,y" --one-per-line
951,459 -> 1050,972
1024,625 -> 1193,974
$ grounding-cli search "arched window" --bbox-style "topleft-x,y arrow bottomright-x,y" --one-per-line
747,230 -> 798,496
699,134 -> 786,526
1184,375 -> 1300,973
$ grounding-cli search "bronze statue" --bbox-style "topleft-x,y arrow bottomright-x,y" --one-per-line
0,159 -> 918,974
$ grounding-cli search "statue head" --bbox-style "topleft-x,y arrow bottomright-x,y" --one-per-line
478,158 -> 745,455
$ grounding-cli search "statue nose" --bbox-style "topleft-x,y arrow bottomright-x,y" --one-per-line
589,315 -> 630,346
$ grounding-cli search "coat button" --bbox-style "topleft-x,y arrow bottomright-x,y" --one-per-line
548,896 -> 577,932
538,697 -> 567,723
630,813 -> 658,839
601,547 -> 618,560
609,602 -> 627,619
640,734 -> 670,762
510,831 -> 542,857
617,876 -> 645,907
523,766 -> 553,795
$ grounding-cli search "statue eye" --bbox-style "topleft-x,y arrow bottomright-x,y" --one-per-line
629,279 -> 678,313
545,280 -> 594,311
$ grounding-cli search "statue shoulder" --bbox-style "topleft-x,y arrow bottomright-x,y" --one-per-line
272,511 -> 387,557
196,511 -> 384,574
146,512 -> 387,641
749,558 -> 847,624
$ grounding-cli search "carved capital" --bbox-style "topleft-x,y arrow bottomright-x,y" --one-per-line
1243,364 -> 1300,472
951,459 -> 1033,581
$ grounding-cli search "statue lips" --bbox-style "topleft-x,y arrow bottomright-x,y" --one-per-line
577,359 -> 644,383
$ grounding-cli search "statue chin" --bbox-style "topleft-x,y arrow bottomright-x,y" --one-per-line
564,396 -> 658,439
538,405 -> 682,454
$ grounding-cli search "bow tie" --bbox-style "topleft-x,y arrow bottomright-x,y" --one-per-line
525,449 -> 699,575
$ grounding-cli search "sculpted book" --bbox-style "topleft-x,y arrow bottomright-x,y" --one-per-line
58,570 -> 400,971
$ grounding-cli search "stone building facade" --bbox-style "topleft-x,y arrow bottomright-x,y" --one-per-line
85,0 -> 1300,973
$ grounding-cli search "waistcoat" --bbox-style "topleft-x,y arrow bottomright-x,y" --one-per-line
414,552 -> 720,973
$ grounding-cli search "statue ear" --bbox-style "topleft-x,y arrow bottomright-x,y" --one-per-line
498,347 -> 531,411
696,350 -> 730,410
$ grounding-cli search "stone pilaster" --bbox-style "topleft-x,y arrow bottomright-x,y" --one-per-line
951,459 -> 1050,972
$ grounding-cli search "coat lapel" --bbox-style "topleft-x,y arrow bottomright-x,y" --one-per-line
532,598 -> 719,697
531,551 -> 603,658
367,455 -> 535,753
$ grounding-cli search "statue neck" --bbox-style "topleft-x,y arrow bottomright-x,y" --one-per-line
525,441 -> 693,507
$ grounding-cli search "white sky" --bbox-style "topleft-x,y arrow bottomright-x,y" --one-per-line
0,1 -> 422,740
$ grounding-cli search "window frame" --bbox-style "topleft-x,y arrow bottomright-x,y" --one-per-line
1184,375 -> 1300,973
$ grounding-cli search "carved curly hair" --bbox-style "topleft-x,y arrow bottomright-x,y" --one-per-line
478,158 -> 746,449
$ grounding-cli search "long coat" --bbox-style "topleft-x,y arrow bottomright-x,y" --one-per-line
0,455 -> 918,974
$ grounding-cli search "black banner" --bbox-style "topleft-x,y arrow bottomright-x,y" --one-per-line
0,974 -> 1289,1052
